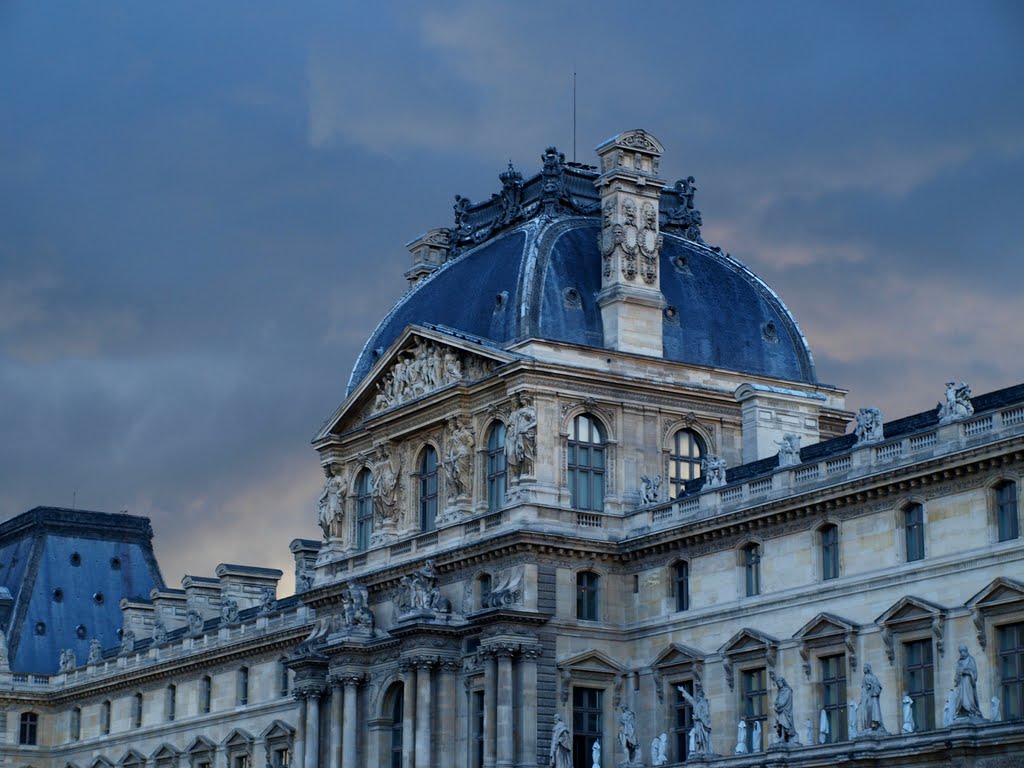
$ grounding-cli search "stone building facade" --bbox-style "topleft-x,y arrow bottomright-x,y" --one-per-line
2,130 -> 1022,768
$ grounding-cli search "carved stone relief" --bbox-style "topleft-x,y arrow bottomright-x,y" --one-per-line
371,338 -> 496,415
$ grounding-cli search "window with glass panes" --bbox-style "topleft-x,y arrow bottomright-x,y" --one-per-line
355,469 -> 373,551
568,415 -> 605,511
19,712 -> 38,745
419,447 -> 438,531
472,689 -> 485,768
741,668 -> 767,752
390,687 -> 404,768
201,675 -> 212,714
674,561 -> 690,612
576,571 -> 600,621
821,525 -> 839,580
673,679 -> 694,761
101,700 -> 111,734
478,573 -> 492,609
167,684 -> 176,721
996,481 -> 1020,542
271,748 -> 290,768
904,638 -> 935,730
572,687 -> 603,768
820,654 -> 847,742
904,504 -> 925,561
132,692 -> 143,728
486,423 -> 507,511
71,706 -> 81,740
998,622 -> 1024,721
669,429 -> 704,499
743,544 -> 761,597
238,666 -> 249,705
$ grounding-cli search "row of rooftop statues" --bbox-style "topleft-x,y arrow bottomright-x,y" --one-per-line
549,645 -> 992,766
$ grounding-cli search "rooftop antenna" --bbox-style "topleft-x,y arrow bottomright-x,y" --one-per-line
572,71 -> 577,164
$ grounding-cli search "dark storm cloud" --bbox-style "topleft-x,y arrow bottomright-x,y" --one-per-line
1,0 -> 1022,591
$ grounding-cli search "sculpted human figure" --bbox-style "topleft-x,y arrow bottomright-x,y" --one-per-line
859,663 -> 885,733
901,693 -> 915,733
854,407 -> 884,444
549,714 -> 572,768
591,739 -> 600,768
952,644 -> 982,719
59,648 -> 76,672
651,732 -> 669,764
775,433 -> 801,466
317,463 -> 348,539
678,683 -> 712,754
702,454 -> 727,488
506,395 -> 537,477
735,720 -> 748,754
938,381 -> 974,423
618,707 -> 640,762
773,675 -> 797,743
444,415 -> 475,502
752,720 -> 762,752
371,443 -> 401,525
88,638 -> 102,664
640,473 -> 662,504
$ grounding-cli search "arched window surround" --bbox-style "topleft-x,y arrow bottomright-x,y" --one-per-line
566,412 -> 609,512
416,443 -> 440,533
574,568 -> 603,622
988,476 -> 1021,543
485,421 -> 508,512
899,499 -> 928,564
560,405 -> 619,508
816,521 -> 841,582
354,467 -> 374,552
737,539 -> 763,598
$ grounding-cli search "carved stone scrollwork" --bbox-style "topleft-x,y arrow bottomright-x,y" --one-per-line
293,679 -> 326,700
972,609 -> 987,650
652,668 -> 664,704
638,202 -> 661,285
620,199 -> 638,281
932,615 -> 946,658
480,566 -> 524,609
723,656 -> 734,691
845,632 -> 858,671
559,668 -> 571,703
799,646 -> 811,680
613,675 -> 623,710
662,176 -> 705,242
881,627 -> 895,665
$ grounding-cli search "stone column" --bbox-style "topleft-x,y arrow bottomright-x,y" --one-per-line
437,660 -> 459,767
496,650 -> 515,768
402,665 -> 417,768
305,688 -> 323,768
517,648 -> 540,768
415,659 -> 434,766
343,676 -> 361,768
329,678 -> 343,768
294,693 -> 308,768
484,653 -> 498,768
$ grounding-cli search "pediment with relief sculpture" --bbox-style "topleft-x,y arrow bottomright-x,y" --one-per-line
315,325 -> 519,440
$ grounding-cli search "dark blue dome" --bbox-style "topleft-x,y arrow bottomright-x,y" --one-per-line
348,217 -> 816,393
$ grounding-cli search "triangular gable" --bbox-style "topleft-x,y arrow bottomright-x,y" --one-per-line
557,649 -> 628,676
315,325 -> 519,439
88,759 -> 114,768
260,719 -> 296,741
64,762 -> 82,768
650,642 -> 704,669
793,612 -> 859,642
966,577 -> 1024,612
875,595 -> 946,627
149,745 -> 179,761
223,728 -> 254,749
185,736 -> 216,755
117,750 -> 147,767
719,627 -> 778,657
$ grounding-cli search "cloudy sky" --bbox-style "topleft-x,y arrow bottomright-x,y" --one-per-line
2,1 -> 1022,594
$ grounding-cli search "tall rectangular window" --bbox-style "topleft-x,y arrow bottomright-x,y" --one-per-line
673,680 -> 694,762
904,504 -> 925,561
18,712 -> 38,746
201,675 -> 213,714
472,689 -> 485,768
572,687 -> 603,768
486,423 -> 507,511
166,685 -> 176,721
820,654 -> 847,742
576,571 -> 600,621
743,544 -> 761,597
674,561 -> 690,612
132,692 -> 143,729
568,415 -> 605,511
999,622 -> 1024,721
101,700 -> 111,735
70,706 -> 81,741
238,667 -> 250,706
741,668 -> 767,751
418,447 -> 438,532
996,481 -> 1020,542
355,469 -> 373,551
821,525 -> 839,581
904,639 -> 935,730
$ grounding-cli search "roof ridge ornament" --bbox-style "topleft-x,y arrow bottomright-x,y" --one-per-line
661,176 -> 705,243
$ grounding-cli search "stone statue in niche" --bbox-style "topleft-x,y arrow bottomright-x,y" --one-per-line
735,720 -> 747,754
818,709 -> 828,743
317,462 -> 348,540
752,721 -> 762,752
858,663 -> 886,734
651,733 -> 669,764
549,714 -> 572,768
952,644 -> 984,720
702,454 -> 727,489
771,674 -> 798,744
938,381 -> 974,424
152,619 -> 168,646
338,580 -> 374,633
775,433 -> 801,466
395,559 -> 451,621
370,443 -> 401,526
901,693 -> 915,733
444,415 -> 475,503
87,638 -> 102,664
220,598 -> 240,625
618,707 -> 641,764
639,473 -> 662,504
505,394 -> 537,478
678,683 -> 712,755
854,407 -> 884,445
59,648 -> 76,672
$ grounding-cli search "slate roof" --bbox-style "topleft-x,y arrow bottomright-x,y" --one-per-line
0,507 -> 164,674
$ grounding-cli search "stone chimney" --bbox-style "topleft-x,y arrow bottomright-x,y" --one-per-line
593,129 -> 667,357
404,228 -> 451,287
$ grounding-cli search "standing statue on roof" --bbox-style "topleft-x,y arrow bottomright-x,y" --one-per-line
854,407 -> 884,445
938,381 -> 974,424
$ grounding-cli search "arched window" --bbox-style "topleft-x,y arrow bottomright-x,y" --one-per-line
486,422 -> 508,511
238,666 -> 250,706
904,503 -> 925,562
355,469 -> 374,551
568,414 -> 606,511
386,683 -> 404,768
742,543 -> 761,597
166,684 -> 176,721
996,480 -> 1020,542
132,692 -> 143,729
70,706 -> 81,741
419,446 -> 439,532
19,711 -> 38,745
201,675 -> 212,714
821,524 -> 839,581
278,658 -> 290,697
576,570 -> 600,621
669,429 -> 705,499
100,700 -> 111,735
478,573 -> 493,609
673,561 -> 690,612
